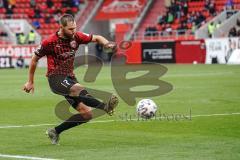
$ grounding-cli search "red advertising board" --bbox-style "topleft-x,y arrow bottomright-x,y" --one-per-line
142,41 -> 176,63
125,41 -> 142,64
125,40 -> 206,64
0,45 -> 38,58
175,40 -> 206,63
0,44 -> 43,68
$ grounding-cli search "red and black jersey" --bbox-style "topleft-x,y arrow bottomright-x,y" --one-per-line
35,31 -> 92,77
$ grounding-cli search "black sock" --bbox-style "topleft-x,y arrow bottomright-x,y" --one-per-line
78,95 -> 105,110
55,114 -> 88,134
69,90 -> 105,110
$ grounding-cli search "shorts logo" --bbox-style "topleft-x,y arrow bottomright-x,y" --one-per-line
70,41 -> 77,49
61,79 -> 70,88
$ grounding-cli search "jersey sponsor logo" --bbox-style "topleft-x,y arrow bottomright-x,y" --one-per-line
70,40 -> 77,49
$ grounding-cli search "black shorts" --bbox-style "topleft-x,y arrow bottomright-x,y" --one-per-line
48,75 -> 80,108
48,75 -> 78,96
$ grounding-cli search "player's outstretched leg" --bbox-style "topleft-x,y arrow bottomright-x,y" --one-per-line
104,94 -> 119,116
78,89 -> 119,116
69,89 -> 119,116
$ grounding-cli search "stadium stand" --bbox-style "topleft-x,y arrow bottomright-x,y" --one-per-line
132,0 -> 240,41
0,0 -> 86,41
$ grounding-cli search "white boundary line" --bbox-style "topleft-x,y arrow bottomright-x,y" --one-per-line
0,112 -> 240,129
164,72 -> 234,77
191,112 -> 240,118
0,124 -> 54,129
0,154 -> 61,160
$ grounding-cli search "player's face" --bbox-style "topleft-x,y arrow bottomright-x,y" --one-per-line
62,21 -> 77,39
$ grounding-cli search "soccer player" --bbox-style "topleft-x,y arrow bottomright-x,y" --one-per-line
23,14 -> 119,145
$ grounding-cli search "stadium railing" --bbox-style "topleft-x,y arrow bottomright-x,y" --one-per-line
0,14 -> 29,19
132,29 -> 195,41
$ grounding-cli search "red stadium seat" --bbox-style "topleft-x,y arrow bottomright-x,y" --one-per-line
39,18 -> 45,23
41,23 -> 49,29
0,8 -> 6,14
24,8 -> 31,13
71,7 -> 78,13
187,23 -> 192,29
172,24 -> 179,30
36,0 -> 46,3
54,3 -> 62,8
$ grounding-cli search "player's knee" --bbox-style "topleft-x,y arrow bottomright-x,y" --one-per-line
70,84 -> 85,96
76,104 -> 93,120
81,111 -> 93,121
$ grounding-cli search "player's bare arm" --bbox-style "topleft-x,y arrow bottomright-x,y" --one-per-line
23,54 -> 40,94
92,35 -> 117,49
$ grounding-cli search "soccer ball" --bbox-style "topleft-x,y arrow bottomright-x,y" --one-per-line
136,99 -> 157,119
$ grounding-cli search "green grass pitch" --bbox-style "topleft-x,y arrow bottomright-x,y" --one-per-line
0,64 -> 240,160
